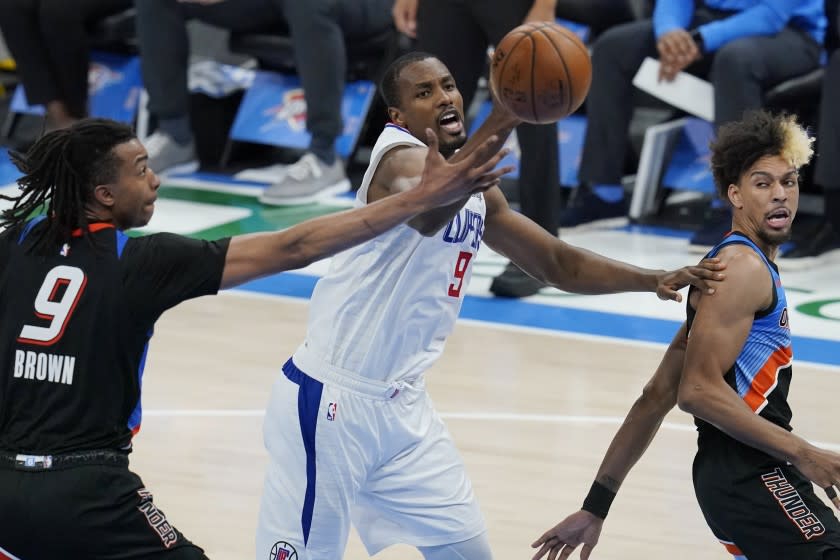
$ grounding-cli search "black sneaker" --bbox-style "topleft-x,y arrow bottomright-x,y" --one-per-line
778,222 -> 840,270
689,206 -> 732,253
559,190 -> 627,228
489,262 -> 545,298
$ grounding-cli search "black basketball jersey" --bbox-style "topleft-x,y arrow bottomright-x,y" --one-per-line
0,218 -> 230,454
687,232 -> 793,452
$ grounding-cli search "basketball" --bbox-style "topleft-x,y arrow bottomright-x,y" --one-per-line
490,22 -> 592,124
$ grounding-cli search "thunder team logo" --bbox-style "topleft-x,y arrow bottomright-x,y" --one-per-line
261,89 -> 307,133
88,62 -> 123,95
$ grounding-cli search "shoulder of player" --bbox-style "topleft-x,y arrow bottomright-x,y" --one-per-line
707,244 -> 772,307
370,145 -> 428,194
715,243 -> 767,273
120,231 -> 206,257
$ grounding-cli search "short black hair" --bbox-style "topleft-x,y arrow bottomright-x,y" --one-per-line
379,51 -> 438,108
710,110 -> 813,199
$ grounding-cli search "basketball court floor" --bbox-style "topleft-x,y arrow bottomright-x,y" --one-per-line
2,167 -> 839,559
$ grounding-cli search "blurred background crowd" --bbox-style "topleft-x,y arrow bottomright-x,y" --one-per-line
0,0 -> 837,298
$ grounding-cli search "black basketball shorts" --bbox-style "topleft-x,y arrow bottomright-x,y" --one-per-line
693,440 -> 840,559
0,453 -> 208,559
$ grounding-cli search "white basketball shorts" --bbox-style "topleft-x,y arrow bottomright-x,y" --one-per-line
255,358 -> 486,560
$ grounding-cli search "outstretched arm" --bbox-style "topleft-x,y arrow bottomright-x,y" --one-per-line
531,323 -> 688,560
220,130 -> 508,289
482,188 -> 725,300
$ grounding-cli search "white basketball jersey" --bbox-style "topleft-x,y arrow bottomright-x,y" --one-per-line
293,124 -> 486,384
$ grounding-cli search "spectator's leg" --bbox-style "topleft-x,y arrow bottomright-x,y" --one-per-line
135,0 -> 193,141
555,0 -> 636,37
812,51 -> 840,254
472,1 -> 561,235
709,28 -> 821,128
415,0 -> 489,110
136,0 -> 276,137
0,0 -> 66,121
37,0 -> 132,120
577,19 -> 657,186
281,0 -> 380,165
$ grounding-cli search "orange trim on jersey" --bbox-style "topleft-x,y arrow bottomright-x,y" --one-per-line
743,345 -> 792,412
720,541 -> 744,556
71,222 -> 115,237
0,547 -> 21,560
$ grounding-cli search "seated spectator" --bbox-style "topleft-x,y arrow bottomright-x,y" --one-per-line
782,49 -> 840,260
136,0 -> 393,205
561,0 -> 826,238
0,0 -> 132,131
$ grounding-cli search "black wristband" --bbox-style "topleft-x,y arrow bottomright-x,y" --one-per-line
581,481 -> 617,519
689,28 -> 705,54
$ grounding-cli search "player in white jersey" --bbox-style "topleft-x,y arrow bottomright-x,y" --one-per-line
256,52 -> 726,560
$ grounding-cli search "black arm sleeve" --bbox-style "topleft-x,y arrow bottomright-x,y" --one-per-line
122,233 -> 231,321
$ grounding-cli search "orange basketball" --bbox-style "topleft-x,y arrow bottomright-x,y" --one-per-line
490,22 -> 592,124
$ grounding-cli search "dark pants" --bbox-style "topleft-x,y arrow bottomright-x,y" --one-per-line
415,0 -> 562,234
815,50 -> 840,192
135,0 -> 392,150
579,14 -> 822,186
693,439 -> 840,559
0,462 -> 208,559
0,0 -> 131,117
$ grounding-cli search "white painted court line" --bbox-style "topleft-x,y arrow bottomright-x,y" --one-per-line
142,409 -> 840,451
223,290 -> 840,372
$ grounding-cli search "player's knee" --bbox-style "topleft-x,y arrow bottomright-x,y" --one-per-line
418,533 -> 492,560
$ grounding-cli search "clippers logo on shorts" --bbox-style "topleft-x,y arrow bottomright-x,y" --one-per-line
136,489 -> 178,548
269,541 -> 298,560
327,402 -> 337,421
761,467 -> 826,539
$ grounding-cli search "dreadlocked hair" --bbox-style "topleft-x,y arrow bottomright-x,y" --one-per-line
1,118 -> 135,253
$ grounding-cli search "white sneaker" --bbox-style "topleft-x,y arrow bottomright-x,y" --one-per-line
234,163 -> 291,183
144,131 -> 199,176
259,153 -> 351,206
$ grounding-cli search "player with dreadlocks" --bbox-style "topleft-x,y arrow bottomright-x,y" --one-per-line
0,117 -> 512,559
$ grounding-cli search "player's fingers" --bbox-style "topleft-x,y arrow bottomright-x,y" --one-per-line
692,264 -> 726,280
531,540 -> 553,560
558,543 -> 577,560
698,257 -> 726,271
477,164 -> 516,184
471,147 -> 511,176
656,286 -> 679,302
424,128 -> 439,154
460,134 -> 500,168
825,485 -> 840,509
679,268 -> 716,295
580,544 -> 595,560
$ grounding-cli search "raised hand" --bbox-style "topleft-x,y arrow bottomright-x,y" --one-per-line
655,257 -> 726,302
532,510 -> 604,560
415,128 -> 514,207
392,0 -> 418,38
656,29 -> 701,82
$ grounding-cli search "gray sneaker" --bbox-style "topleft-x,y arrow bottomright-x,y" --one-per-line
259,153 -> 351,206
144,131 -> 199,176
